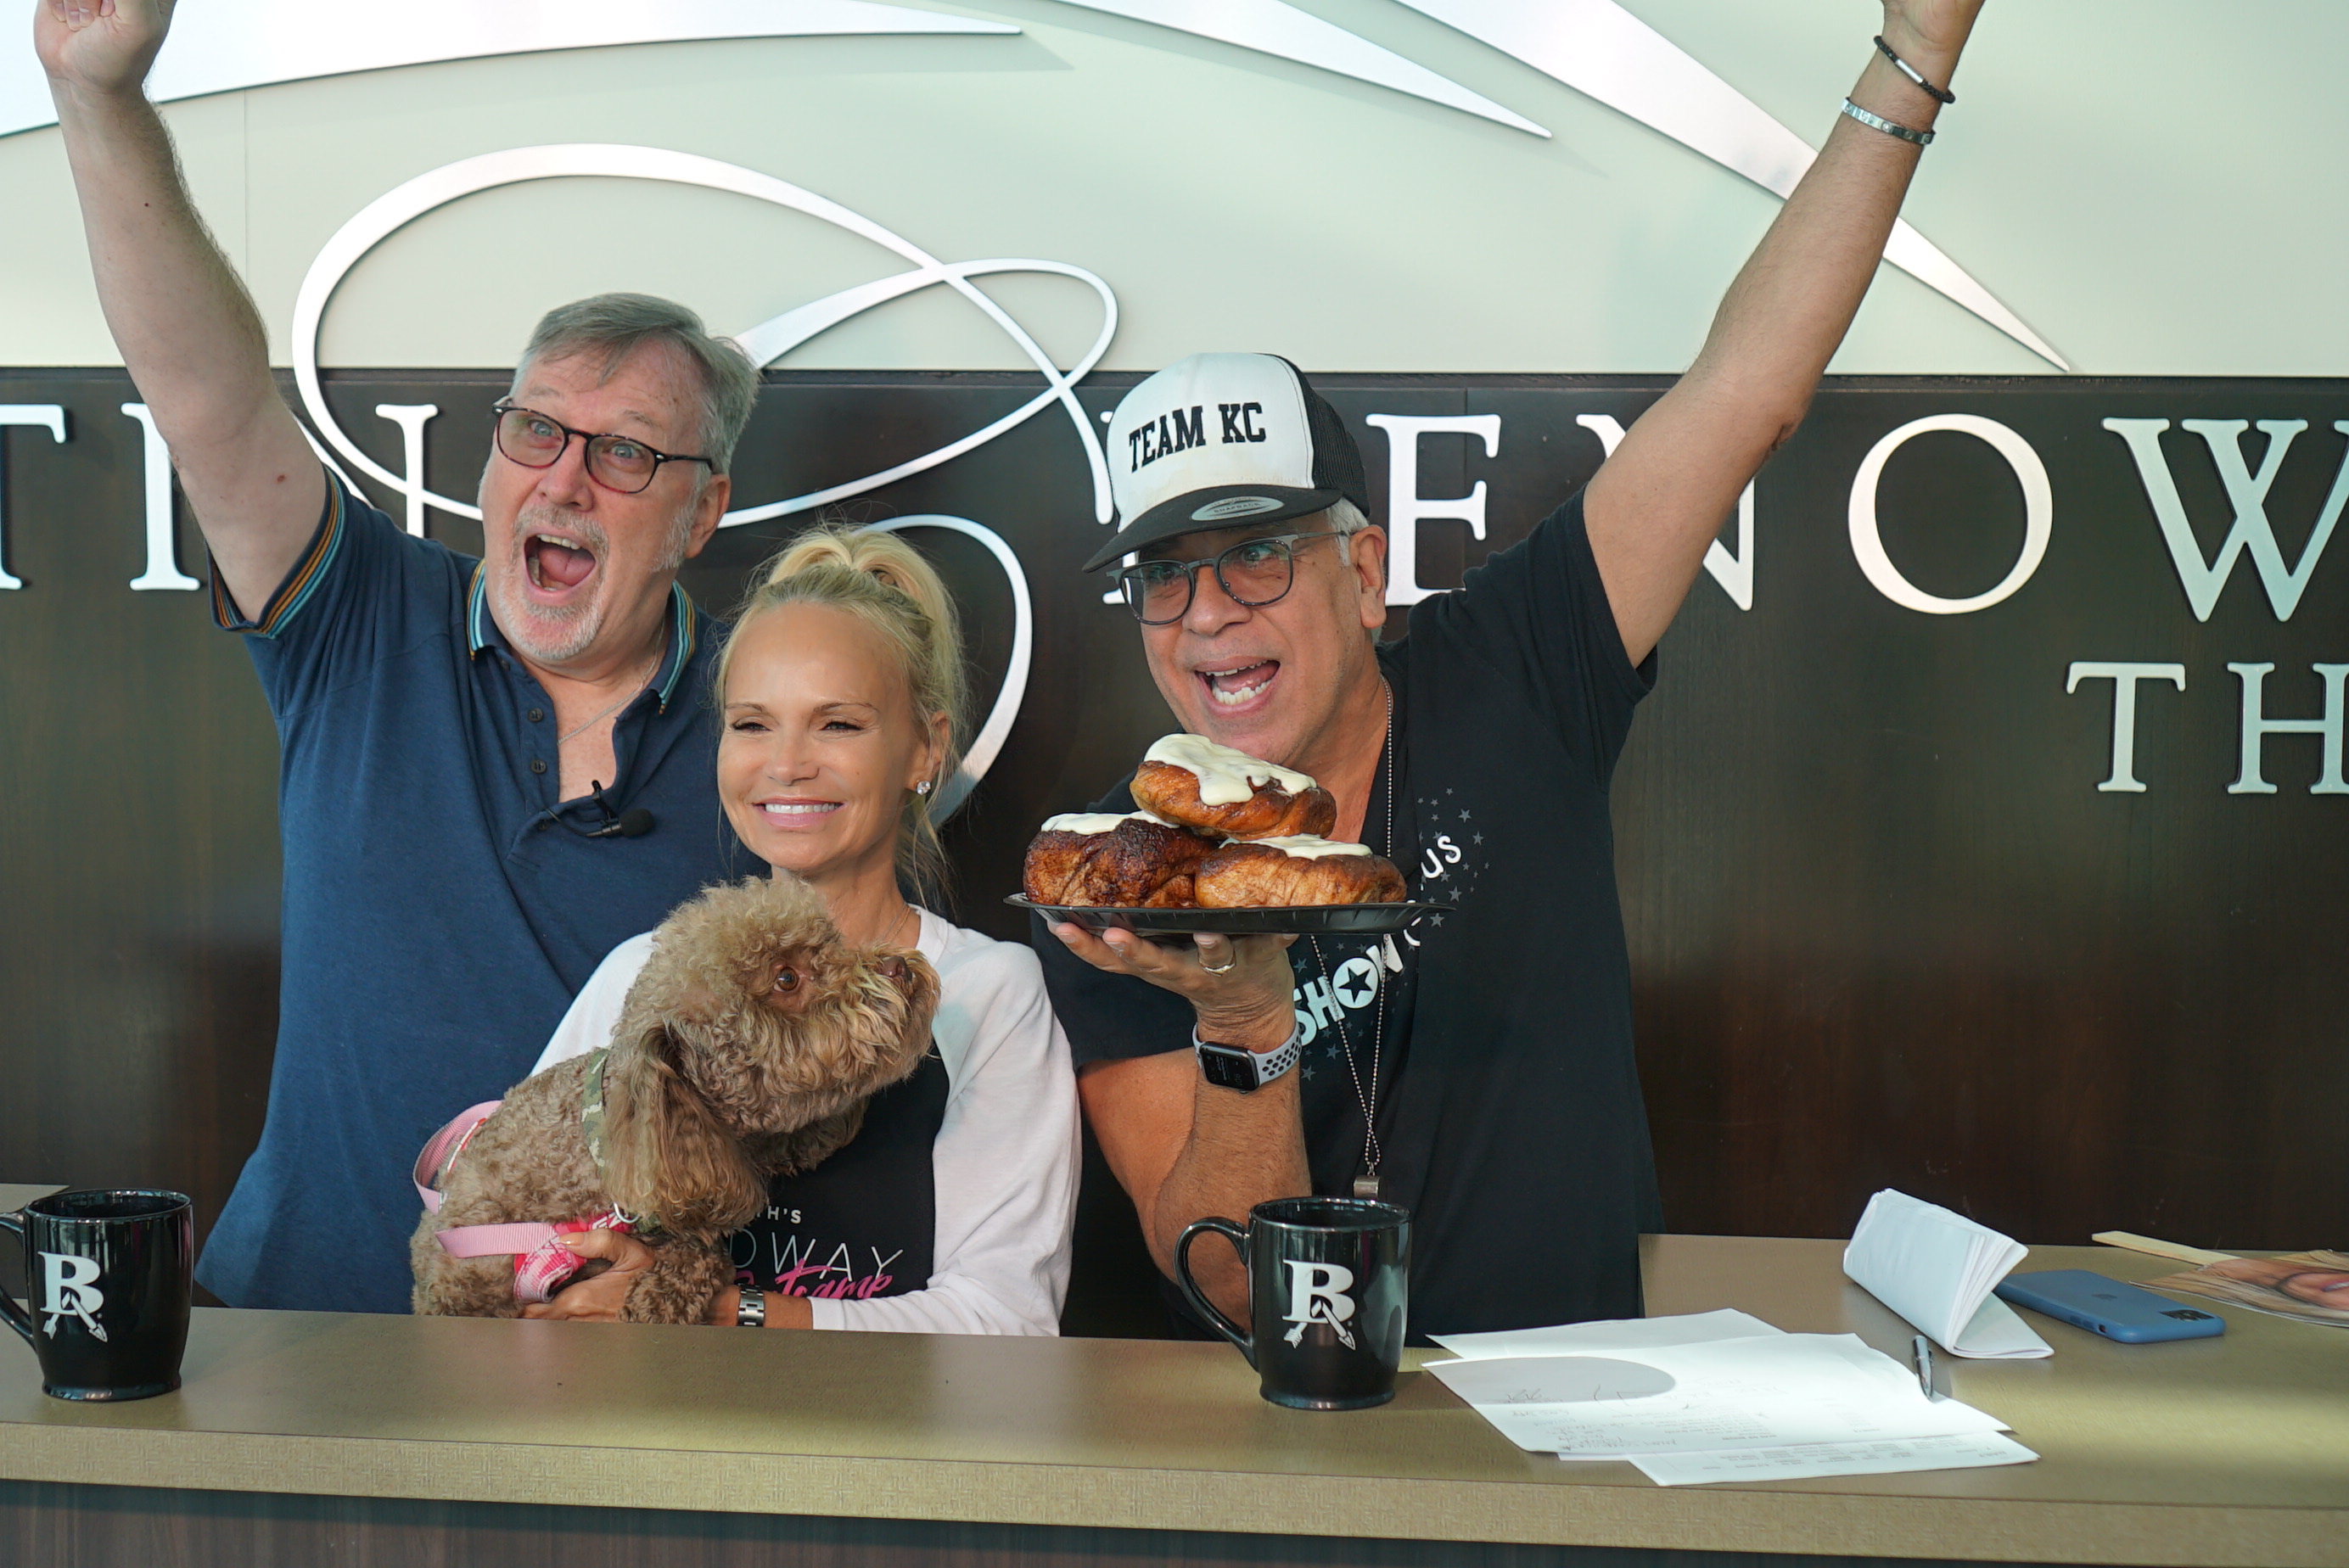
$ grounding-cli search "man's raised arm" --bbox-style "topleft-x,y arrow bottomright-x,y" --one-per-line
39,0 -> 323,616
1585,0 -> 1987,666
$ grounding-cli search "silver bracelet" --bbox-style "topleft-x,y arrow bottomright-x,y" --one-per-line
1872,35 -> 1954,104
1841,98 -> 1933,147
735,1284 -> 767,1327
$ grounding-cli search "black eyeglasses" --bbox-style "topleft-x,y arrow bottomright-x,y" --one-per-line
491,402 -> 715,495
1113,531 -> 1344,625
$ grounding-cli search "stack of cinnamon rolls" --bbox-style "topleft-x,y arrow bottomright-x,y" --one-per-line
1023,735 -> 1407,910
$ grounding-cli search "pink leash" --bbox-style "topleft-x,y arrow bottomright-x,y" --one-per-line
414,1099 -> 629,1301
414,1101 -> 502,1214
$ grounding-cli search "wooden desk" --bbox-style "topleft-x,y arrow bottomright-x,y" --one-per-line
0,1238 -> 2341,1568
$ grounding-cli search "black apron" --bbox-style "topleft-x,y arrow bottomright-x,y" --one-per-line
726,1050 -> 946,1302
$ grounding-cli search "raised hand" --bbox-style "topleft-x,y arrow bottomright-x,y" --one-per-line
36,0 -> 175,100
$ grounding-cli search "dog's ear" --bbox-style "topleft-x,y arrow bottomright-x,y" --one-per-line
602,1022 -> 767,1239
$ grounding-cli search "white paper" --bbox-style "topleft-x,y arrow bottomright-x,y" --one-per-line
1842,1190 -> 2052,1359
1625,1431 -> 2039,1487
1426,1332 -> 2009,1458
1429,1308 -> 1783,1361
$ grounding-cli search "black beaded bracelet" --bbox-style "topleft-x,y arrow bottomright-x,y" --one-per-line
1873,34 -> 1955,104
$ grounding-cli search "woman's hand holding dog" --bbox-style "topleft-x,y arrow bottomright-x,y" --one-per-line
521,1231 -> 814,1327
518,1230 -> 653,1321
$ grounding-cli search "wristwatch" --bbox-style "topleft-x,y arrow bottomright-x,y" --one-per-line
735,1285 -> 767,1328
1194,1027 -> 1302,1092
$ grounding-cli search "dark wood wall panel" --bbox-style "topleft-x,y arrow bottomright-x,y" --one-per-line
2,370 -> 2339,1337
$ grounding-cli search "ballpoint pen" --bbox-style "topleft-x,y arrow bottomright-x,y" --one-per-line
1911,1334 -> 1937,1398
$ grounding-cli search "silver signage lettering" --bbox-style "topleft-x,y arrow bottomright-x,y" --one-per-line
1848,413 -> 2051,616
1575,412 -> 1755,611
1364,414 -> 1499,607
2228,663 -> 2349,795
2066,662 -> 2187,793
2102,418 -> 2349,624
373,405 -> 441,538
121,403 -> 200,592
0,404 -> 66,591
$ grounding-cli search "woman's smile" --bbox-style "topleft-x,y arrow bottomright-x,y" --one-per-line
754,797 -> 844,825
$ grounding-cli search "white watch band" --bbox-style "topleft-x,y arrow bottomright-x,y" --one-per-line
1193,1027 -> 1302,1089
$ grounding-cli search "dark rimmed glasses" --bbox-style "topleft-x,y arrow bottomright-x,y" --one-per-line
1114,531 -> 1345,625
491,401 -> 715,495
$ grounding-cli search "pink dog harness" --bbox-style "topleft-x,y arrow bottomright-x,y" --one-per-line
414,1050 -> 635,1303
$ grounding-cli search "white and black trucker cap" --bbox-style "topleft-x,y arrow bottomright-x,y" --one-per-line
1084,352 -> 1368,572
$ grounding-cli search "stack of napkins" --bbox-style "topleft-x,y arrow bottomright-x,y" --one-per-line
1844,1190 -> 2051,1358
1425,1310 -> 2037,1487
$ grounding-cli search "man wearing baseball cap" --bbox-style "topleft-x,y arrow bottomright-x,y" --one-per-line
1037,0 -> 1992,1336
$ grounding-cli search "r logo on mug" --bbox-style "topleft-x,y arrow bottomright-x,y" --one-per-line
1282,1260 -> 1357,1349
37,1252 -> 108,1341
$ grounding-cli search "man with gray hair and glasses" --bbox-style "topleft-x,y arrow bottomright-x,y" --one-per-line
41,0 -> 758,1311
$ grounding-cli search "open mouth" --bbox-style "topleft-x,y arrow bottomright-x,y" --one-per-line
1198,660 -> 1279,709
524,531 -> 598,596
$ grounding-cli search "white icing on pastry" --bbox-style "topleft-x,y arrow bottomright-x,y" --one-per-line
1040,810 -> 1171,836
1247,835 -> 1373,860
1143,733 -> 1316,805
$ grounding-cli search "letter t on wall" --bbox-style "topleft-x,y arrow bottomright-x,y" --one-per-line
0,405 -> 67,590
2066,662 -> 2186,792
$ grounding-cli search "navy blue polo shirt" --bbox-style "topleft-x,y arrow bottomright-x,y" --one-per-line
199,476 -> 751,1313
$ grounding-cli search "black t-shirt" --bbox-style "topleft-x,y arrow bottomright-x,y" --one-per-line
726,1050 -> 946,1302
1033,491 -> 1662,1338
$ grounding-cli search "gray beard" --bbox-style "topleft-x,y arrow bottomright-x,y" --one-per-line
489,572 -> 604,666
483,499 -> 697,668
488,503 -> 612,666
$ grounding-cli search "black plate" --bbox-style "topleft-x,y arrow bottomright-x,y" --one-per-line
1005,897 -> 1452,938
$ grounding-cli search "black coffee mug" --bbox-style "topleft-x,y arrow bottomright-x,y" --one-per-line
0,1190 -> 193,1401
1174,1196 -> 1409,1410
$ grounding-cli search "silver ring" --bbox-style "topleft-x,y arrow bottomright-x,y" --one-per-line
1201,958 -> 1236,975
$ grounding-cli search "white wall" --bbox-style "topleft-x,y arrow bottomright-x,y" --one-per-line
0,0 -> 2340,377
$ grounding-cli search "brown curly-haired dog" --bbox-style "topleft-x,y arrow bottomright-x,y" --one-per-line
410,874 -> 939,1322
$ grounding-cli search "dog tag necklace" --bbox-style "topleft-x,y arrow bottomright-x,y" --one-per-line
1311,680 -> 1398,1203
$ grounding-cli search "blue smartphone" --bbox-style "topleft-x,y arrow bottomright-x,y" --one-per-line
1994,1269 -> 2225,1342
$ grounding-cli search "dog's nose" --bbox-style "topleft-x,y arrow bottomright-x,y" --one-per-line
874,955 -> 911,986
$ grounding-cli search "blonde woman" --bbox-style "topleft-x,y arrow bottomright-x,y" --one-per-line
523,527 -> 1077,1334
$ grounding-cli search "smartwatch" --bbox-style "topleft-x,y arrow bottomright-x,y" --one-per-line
736,1285 -> 767,1328
1194,1027 -> 1302,1092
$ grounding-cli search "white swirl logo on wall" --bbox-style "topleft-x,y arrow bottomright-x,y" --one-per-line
290,143 -> 1096,815
290,143 -> 1117,529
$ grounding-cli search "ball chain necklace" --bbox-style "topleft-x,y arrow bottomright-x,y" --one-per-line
1308,678 -> 1400,1203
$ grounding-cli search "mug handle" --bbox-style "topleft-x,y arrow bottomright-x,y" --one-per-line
0,1212 -> 31,1347
1173,1217 -> 1253,1363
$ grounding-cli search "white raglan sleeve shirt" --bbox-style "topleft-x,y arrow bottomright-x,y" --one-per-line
529,912 -> 1079,1336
